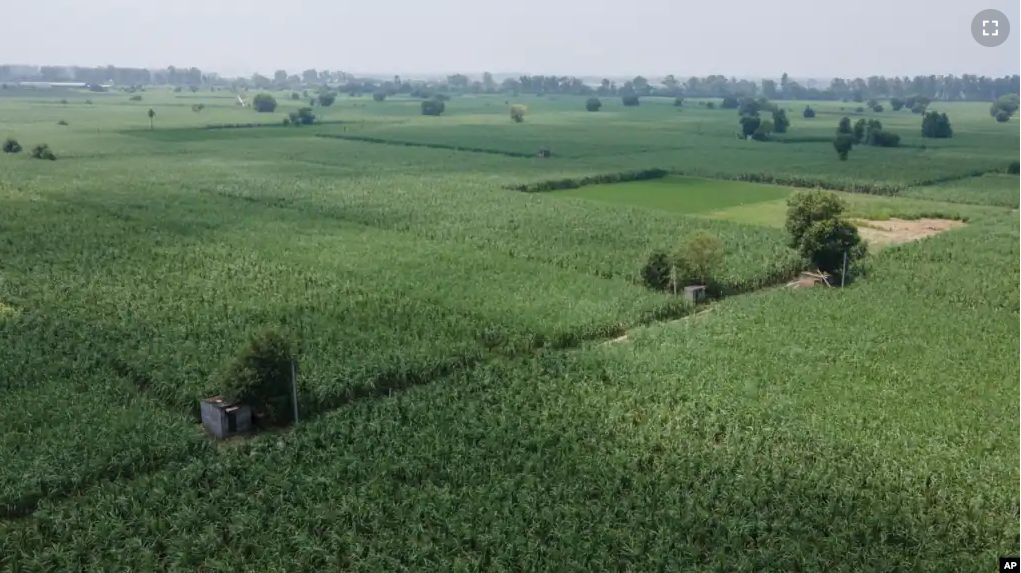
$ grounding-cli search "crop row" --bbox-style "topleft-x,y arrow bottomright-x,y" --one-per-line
3,213 -> 1016,571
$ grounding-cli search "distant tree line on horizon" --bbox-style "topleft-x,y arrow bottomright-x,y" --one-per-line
1,64 -> 1017,102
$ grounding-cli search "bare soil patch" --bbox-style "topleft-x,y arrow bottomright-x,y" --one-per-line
852,218 -> 965,247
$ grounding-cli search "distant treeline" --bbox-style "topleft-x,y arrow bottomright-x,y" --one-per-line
1,64 -> 1017,102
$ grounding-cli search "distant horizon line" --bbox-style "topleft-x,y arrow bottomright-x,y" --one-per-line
3,62 -> 1019,81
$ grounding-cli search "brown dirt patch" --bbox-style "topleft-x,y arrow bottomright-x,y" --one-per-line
852,218 -> 965,247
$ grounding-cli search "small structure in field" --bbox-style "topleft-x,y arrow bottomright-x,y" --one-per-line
795,271 -> 831,288
201,395 -> 252,439
537,147 -> 552,158
683,285 -> 707,304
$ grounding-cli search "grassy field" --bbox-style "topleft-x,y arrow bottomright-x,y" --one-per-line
0,86 -> 1017,571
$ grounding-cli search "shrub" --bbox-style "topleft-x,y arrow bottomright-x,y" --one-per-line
872,105 -> 883,112
288,107 -> 315,126
890,97 -> 905,111
585,97 -> 602,112
640,250 -> 672,291
372,92 -> 387,102
1008,160 -> 1019,174
921,111 -> 952,138
833,134 -> 855,160
740,115 -> 761,138
621,94 -> 640,107
59,99 -> 68,105
836,117 -> 852,136
672,231 -> 725,291
510,104 -> 527,123
910,103 -> 926,114
673,97 -> 684,107
705,101 -> 716,109
290,92 -> 300,100
317,91 -> 336,107
852,118 -> 866,143
191,104 -> 205,113
802,106 -> 816,118
868,130 -> 900,147
30,144 -> 56,160
128,95 -> 142,101
214,328 -> 297,426
421,99 -> 445,116
252,93 -> 278,113
990,94 -> 1019,121
720,96 -> 739,109
282,117 -> 291,126
173,86 -> 182,93
57,120 -> 68,126
772,109 -> 789,133
2,138 -> 22,154
855,106 -> 864,113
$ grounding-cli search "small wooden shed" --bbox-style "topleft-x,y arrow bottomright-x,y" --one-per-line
201,395 -> 252,439
683,285 -> 707,304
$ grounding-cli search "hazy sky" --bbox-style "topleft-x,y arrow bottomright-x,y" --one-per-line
3,0 -> 1019,79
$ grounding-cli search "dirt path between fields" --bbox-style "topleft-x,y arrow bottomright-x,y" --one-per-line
604,307 -> 715,345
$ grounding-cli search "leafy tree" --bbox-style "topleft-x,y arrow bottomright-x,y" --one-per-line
640,250 -> 672,291
890,97 -> 905,111
421,99 -> 445,116
672,231 -> 725,292
989,94 -> 1019,121
720,96 -> 739,109
865,98 -> 879,109
852,118 -> 866,143
1008,160 -> 1020,174
673,97 -> 684,107
214,328 -> 297,426
585,97 -> 602,112
836,116 -> 852,136
740,115 -> 761,138
872,104 -> 884,112
785,189 -> 847,249
833,134 -> 855,160
785,190 -> 864,276
621,94 -> 640,106
290,92 -> 300,100
802,105 -> 816,118
1,138 -> 22,153
189,85 -> 199,93
797,217 -> 866,278
147,108 -> 156,130
372,92 -> 387,102
317,91 -> 336,107
252,93 -> 277,113
772,108 -> 789,133
510,104 -> 527,122
921,111 -> 952,138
